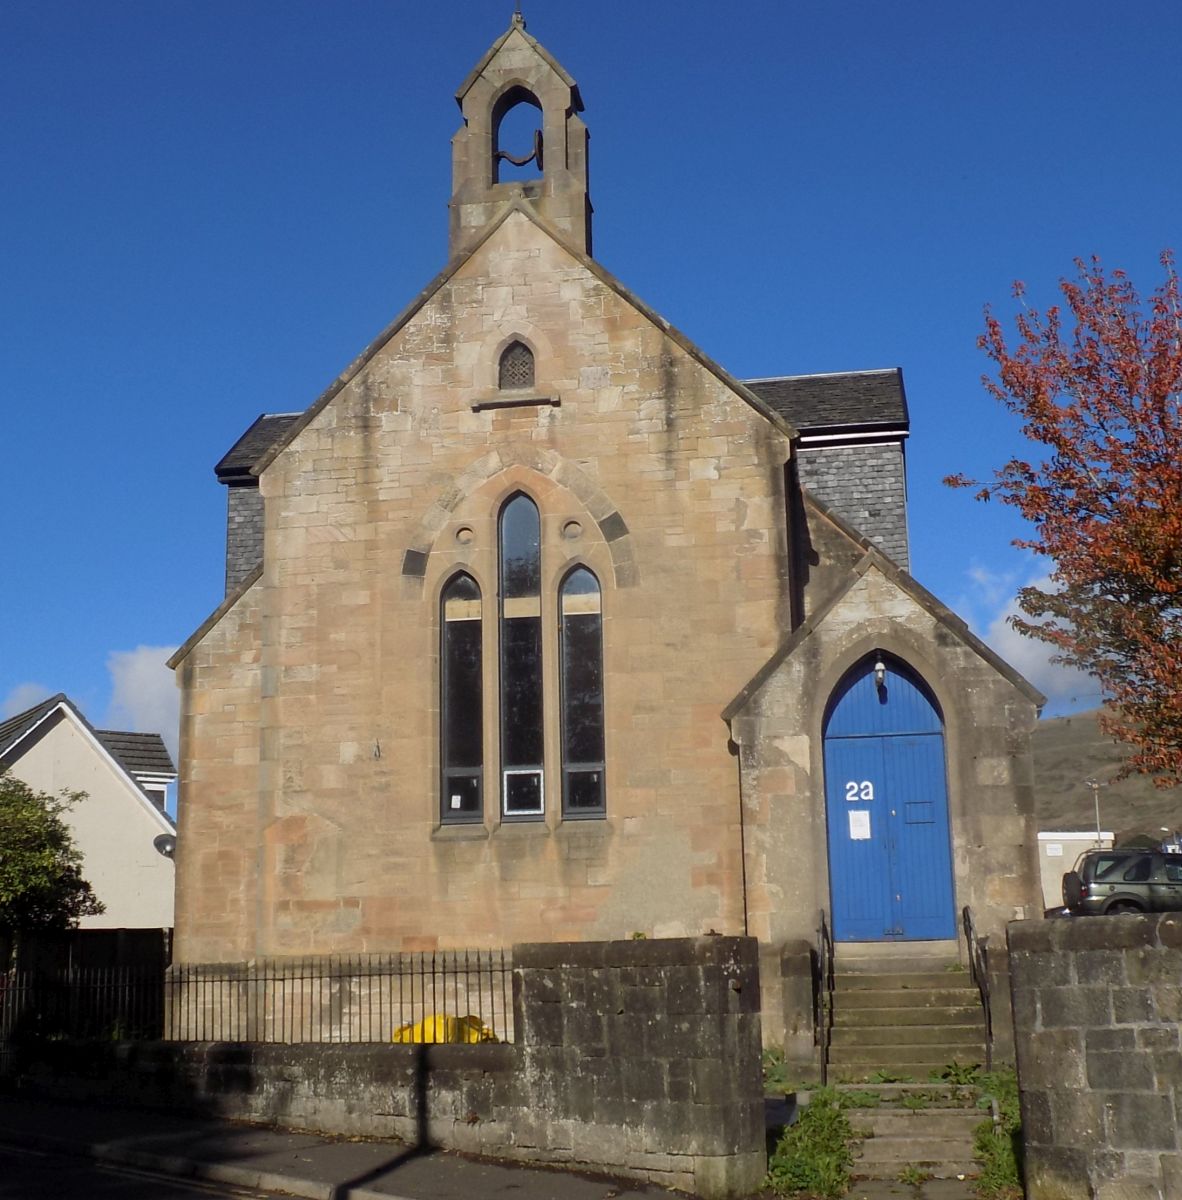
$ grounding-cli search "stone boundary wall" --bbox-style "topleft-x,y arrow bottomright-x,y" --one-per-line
1009,915 -> 1182,1199
15,936 -> 764,1200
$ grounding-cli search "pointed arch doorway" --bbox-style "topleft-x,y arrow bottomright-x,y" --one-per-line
823,655 -> 956,941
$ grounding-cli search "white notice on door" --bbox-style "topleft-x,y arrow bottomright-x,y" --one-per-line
849,810 -> 871,840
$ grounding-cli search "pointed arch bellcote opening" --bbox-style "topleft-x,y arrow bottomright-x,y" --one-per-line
450,15 -> 592,256
492,86 -> 543,184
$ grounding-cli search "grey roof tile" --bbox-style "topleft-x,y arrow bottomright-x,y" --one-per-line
215,413 -> 302,483
94,731 -> 176,779
744,369 -> 908,433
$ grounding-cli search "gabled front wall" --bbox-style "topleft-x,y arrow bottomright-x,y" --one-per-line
175,212 -> 793,960
5,715 -> 175,930
730,562 -> 1041,980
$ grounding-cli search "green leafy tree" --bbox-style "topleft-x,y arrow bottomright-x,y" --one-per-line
947,252 -> 1182,784
0,769 -> 104,962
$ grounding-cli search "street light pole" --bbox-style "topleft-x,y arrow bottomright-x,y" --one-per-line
1085,778 -> 1107,847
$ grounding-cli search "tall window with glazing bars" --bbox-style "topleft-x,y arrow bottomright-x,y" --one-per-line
439,492 -> 605,824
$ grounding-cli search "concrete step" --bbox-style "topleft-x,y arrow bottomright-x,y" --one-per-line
830,1043 -> 984,1067
834,942 -> 960,974
852,1150 -> 979,1181
835,987 -> 984,1009
830,1063 -> 978,1082
849,1106 -> 981,1180
830,1023 -> 985,1048
833,1082 -> 978,1100
848,1108 -> 983,1138
812,1082 -> 982,1107
833,1004 -> 982,1027
834,971 -> 977,992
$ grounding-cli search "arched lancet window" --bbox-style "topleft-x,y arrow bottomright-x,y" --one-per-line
498,340 -> 535,390
440,573 -> 483,823
492,86 -> 543,184
499,494 -> 544,817
560,566 -> 605,817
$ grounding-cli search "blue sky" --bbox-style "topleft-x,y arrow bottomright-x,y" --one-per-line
2,0 -> 1178,756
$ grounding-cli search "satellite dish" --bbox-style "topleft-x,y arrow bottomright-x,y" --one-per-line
153,833 -> 177,859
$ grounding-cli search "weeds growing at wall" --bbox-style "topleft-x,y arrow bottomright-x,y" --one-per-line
971,1067 -> 1022,1198
762,1046 -> 794,1094
765,1086 -> 853,1198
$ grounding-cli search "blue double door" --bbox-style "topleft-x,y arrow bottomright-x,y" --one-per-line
824,660 -> 956,942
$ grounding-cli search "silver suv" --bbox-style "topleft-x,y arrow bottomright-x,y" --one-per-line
1062,849 -> 1182,915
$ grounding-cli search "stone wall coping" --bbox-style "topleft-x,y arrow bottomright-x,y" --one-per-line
1009,913 -> 1182,954
512,935 -> 758,970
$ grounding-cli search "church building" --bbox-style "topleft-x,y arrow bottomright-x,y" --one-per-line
169,16 -> 1044,1043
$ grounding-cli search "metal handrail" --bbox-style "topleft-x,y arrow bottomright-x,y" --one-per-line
817,909 -> 835,1083
961,905 -> 993,1070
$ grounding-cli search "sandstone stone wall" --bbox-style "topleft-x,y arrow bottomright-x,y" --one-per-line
173,586 -> 263,962
729,503 -> 1042,1004
19,937 -> 765,1200
174,210 -> 793,962
1009,915 -> 1182,1200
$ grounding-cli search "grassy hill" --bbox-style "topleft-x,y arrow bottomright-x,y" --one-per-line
1032,708 -> 1182,839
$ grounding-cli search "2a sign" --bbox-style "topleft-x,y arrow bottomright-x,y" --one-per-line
845,779 -> 875,802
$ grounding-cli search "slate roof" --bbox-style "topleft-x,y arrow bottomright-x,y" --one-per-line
214,413 -> 302,483
0,694 -> 177,821
94,730 -> 176,779
0,692 -> 65,759
212,371 -> 906,494
744,369 -> 909,434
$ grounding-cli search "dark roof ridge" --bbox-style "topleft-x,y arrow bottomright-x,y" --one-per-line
743,367 -> 902,383
0,692 -> 67,758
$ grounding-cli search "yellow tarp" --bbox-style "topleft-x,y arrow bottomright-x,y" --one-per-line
392,1013 -> 498,1044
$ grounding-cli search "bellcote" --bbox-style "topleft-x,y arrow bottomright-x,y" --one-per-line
449,14 -> 592,258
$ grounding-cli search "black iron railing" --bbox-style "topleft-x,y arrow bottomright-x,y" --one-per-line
961,906 -> 993,1070
165,951 -> 514,1044
816,909 -> 835,1083
0,950 -> 515,1066
0,964 -> 164,1074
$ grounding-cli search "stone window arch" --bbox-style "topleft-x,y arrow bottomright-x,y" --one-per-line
435,487 -> 612,827
559,565 -> 605,817
440,572 -> 484,823
498,340 -> 535,390
499,492 -> 544,818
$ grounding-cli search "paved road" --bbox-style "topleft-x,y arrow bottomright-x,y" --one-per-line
0,1144 -> 288,1199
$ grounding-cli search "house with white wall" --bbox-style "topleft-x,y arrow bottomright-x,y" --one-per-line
0,694 -> 176,930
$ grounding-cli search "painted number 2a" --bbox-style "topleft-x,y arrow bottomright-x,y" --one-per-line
845,780 -> 874,802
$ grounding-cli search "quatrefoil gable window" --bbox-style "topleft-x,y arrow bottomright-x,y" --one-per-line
498,340 -> 535,390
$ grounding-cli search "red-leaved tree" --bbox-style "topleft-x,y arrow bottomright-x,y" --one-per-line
947,252 -> 1182,784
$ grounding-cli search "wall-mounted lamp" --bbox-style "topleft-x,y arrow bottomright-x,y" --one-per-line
873,658 -> 887,691
153,833 -> 177,860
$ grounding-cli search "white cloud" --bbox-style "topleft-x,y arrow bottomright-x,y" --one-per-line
104,646 -> 180,760
1,682 -> 54,720
974,570 -> 1099,712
